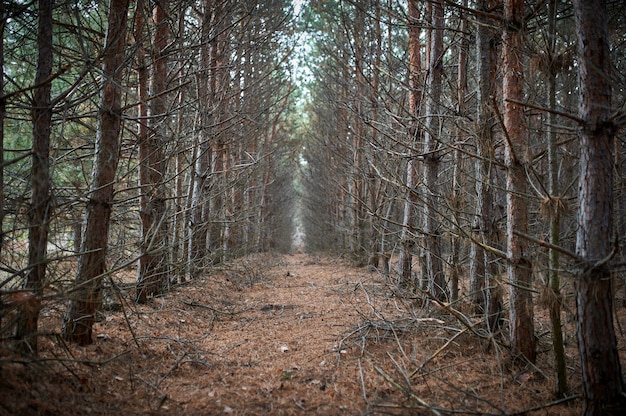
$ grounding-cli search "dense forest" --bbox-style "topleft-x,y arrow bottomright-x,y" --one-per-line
1,0 -> 625,414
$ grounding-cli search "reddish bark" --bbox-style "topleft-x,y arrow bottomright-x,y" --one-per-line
62,0 -> 130,345
503,0 -> 535,363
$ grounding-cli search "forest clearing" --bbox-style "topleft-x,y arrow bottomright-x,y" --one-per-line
1,251 -> 616,415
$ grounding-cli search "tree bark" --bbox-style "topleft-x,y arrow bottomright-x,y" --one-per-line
573,0 -> 625,413
136,0 -> 170,302
0,0 -> 5,260
449,0 -> 469,303
398,0 -> 421,289
471,0 -> 502,332
503,0 -> 535,363
62,0 -> 130,345
351,0 -> 366,264
15,0 -> 53,354
545,0 -> 568,397
188,0 -> 213,279
423,0 -> 447,301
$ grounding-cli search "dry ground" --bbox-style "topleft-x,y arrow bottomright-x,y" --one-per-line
2,252 -> 616,415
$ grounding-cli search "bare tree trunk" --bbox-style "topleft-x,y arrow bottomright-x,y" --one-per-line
62,0 -> 130,345
503,0 -> 535,364
545,0 -> 568,397
398,0 -> 421,289
351,0 -> 366,264
423,0 -> 447,301
449,0 -> 469,303
0,0 -> 5,259
367,0 -> 383,270
136,0 -> 170,302
15,0 -> 53,354
573,0 -> 625,413
170,6 -> 189,283
472,0 -> 502,332
188,0 -> 213,278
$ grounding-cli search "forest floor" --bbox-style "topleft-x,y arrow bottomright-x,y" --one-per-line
1,251 -> 616,415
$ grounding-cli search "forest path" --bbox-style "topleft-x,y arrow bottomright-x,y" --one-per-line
135,252 -> 379,415
1,253 -> 584,416
1,253 -> 384,416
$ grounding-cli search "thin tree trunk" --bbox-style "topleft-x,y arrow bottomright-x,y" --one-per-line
0,0 -> 5,260
136,0 -> 170,302
573,0 -> 625,413
188,0 -> 213,278
170,5 -> 189,283
15,0 -> 53,354
367,0 -> 383,270
503,0 -> 535,363
472,0 -> 502,332
450,0 -> 469,303
423,0 -> 447,301
398,0 -> 421,289
351,0 -> 366,264
62,0 -> 130,345
545,0 -> 567,397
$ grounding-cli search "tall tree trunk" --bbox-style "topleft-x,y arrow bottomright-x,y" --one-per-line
398,0 -> 421,289
573,0 -> 625,413
62,0 -> 130,345
450,0 -> 469,302
188,0 -> 213,278
0,0 -> 5,260
136,0 -> 170,302
545,0 -> 568,397
471,0 -> 502,332
503,0 -> 535,363
423,0 -> 447,301
170,6 -> 189,283
15,0 -> 53,354
367,0 -> 383,270
351,0 -> 366,264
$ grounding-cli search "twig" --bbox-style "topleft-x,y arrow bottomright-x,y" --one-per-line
492,96 -> 518,165
420,290 -> 492,341
374,365 -> 444,416
508,395 -> 580,415
357,358 -> 369,402
504,98 -> 584,125
293,397 -> 307,411
411,327 -> 469,378
512,230 -> 580,260
181,300 -> 237,315
108,276 -> 141,349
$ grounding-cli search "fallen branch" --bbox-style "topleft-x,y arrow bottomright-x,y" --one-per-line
374,365 -> 444,416
410,327 -> 469,378
508,394 -> 580,415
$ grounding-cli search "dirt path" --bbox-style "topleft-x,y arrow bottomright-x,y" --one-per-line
1,253 -> 380,416
1,253 -> 586,415
162,253 -> 371,415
